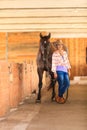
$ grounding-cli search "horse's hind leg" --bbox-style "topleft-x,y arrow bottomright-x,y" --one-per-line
36,68 -> 43,103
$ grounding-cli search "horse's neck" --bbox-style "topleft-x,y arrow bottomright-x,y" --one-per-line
39,44 -> 51,53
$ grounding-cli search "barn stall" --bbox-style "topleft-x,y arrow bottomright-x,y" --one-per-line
0,0 -> 87,117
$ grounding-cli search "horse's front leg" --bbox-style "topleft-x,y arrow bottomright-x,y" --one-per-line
51,82 -> 56,101
36,68 -> 44,103
48,71 -> 56,101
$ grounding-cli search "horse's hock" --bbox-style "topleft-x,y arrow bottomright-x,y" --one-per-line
0,60 -> 38,118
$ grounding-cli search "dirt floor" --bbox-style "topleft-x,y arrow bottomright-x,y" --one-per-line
0,84 -> 87,130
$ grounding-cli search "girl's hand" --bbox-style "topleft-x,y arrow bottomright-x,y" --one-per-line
54,73 -> 57,79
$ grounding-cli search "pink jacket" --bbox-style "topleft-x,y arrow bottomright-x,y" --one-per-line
51,50 -> 71,73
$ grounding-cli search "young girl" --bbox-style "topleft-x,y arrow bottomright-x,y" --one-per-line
51,40 -> 71,104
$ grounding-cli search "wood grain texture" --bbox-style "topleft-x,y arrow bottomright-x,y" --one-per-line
0,0 -> 87,8
0,9 -> 87,17
0,0 -> 87,36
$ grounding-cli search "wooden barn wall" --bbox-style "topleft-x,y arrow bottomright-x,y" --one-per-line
0,33 -> 6,60
7,32 -> 40,62
61,38 -> 87,78
0,32 -> 87,79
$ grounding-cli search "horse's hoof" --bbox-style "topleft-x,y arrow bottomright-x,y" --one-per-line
36,99 -> 41,103
51,97 -> 55,102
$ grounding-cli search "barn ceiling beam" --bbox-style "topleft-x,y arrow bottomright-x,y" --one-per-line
0,9 -> 87,17
0,0 -> 87,37
0,0 -> 87,8
0,17 -> 87,24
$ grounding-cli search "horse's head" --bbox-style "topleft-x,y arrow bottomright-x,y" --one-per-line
40,33 -> 51,48
39,33 -> 51,64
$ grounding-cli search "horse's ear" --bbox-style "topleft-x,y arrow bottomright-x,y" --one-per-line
48,33 -> 51,39
40,33 -> 43,39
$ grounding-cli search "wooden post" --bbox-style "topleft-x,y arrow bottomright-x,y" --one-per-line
6,32 -> 8,62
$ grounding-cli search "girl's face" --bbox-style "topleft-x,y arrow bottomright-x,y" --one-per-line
58,44 -> 63,50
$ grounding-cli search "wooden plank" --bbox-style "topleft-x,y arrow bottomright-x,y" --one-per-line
0,9 -> 87,17
0,0 -> 87,8
0,29 -> 87,37
61,38 -> 87,77
0,26 -> 87,37
0,17 -> 87,24
52,33 -> 87,38
0,33 -> 6,59
0,23 -> 87,29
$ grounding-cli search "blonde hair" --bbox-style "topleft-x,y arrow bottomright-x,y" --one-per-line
56,40 -> 68,53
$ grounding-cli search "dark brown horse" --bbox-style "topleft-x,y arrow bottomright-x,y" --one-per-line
36,33 -> 57,102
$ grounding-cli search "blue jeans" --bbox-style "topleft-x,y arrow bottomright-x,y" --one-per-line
56,71 -> 70,97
